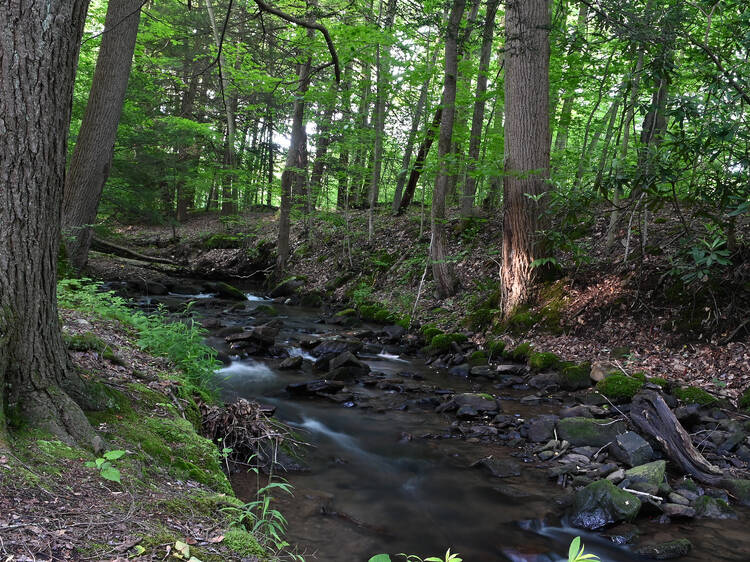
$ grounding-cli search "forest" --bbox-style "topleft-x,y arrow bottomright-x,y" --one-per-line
0,0 -> 749,560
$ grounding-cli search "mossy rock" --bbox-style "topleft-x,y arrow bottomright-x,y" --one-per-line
359,303 -> 400,324
421,326 -> 444,342
335,308 -> 357,318
202,233 -> 243,249
528,351 -> 560,371
694,495 -> 736,519
213,282 -> 247,301
648,377 -> 670,389
298,291 -> 323,308
504,309 -> 538,335
505,342 -> 533,362
721,478 -> 750,506
64,332 -> 108,352
269,276 -> 305,298
429,332 -> 468,352
561,362 -> 592,391
674,386 -> 718,407
253,304 -> 278,317
468,350 -> 488,367
595,374 -> 644,403
557,417 -> 627,447
486,339 -> 505,358
624,460 -> 666,496
568,479 -> 641,530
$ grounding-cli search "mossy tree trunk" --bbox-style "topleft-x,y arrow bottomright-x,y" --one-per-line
0,0 -> 99,446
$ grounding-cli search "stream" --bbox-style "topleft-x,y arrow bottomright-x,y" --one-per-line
132,288 -> 750,562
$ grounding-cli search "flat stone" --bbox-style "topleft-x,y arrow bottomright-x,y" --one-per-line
286,379 -> 345,396
538,450 -> 555,461
612,431 -> 654,467
278,355 -> 303,370
661,503 -> 695,518
520,394 -> 542,405
668,492 -> 690,506
694,495 -> 736,519
606,469 -> 626,483
449,364 -> 470,377
557,417 -> 626,447
635,539 -> 692,560
469,365 -> 496,377
527,415 -> 559,443
471,457 -> 521,478
625,461 -> 667,496
528,372 -> 560,390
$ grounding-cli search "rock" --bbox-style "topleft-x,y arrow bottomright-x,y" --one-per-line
286,380 -> 346,396
527,415 -> 559,443
469,365 -> 496,377
590,361 -> 618,383
568,479 -> 641,530
560,363 -> 592,391
719,478 -> 750,506
661,503 -> 695,518
225,322 -> 280,350
718,431 -> 746,454
538,450 -> 555,461
495,364 -> 526,375
449,364 -> 470,377
528,372 -> 560,390
597,463 -> 619,477
667,492 -> 690,506
559,405 -> 595,418
381,325 -> 405,342
279,356 -> 303,370
471,457 -> 521,478
694,495 -> 736,519
435,393 -> 500,416
611,431 -> 654,467
212,281 -> 248,301
635,539 -> 692,560
217,325 -> 244,337
328,351 -> 370,378
519,395 -> 542,405
270,276 -> 305,298
311,338 -> 363,358
624,461 -> 666,496
606,469 -> 626,483
556,417 -> 626,447
674,404 -> 702,428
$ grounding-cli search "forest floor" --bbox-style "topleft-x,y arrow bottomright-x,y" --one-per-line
92,204 -> 750,403
0,307 -> 268,561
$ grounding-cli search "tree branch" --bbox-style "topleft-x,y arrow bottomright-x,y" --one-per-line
251,0 -> 341,83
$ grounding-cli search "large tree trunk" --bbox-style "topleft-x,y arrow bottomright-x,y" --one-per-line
0,0 -> 99,446
460,0 -> 499,218
501,0 -> 551,317
430,0 -> 466,298
62,0 -> 142,271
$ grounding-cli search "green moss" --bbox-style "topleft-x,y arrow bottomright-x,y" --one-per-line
158,491 -> 244,517
504,309 -> 538,335
506,342 -> 533,362
648,377 -> 669,388
561,363 -> 591,390
203,233 -> 243,249
253,304 -> 278,316
537,281 -> 567,334
528,351 -> 560,371
214,282 -> 247,301
421,327 -> 444,342
631,371 -> 647,382
429,332 -> 468,352
64,332 -> 108,352
595,375 -> 644,402
674,386 -> 718,407
335,308 -> 357,317
469,351 -> 488,366
223,527 -> 266,557
739,388 -> 750,410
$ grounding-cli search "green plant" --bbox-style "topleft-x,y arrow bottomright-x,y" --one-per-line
369,548 -> 462,562
670,227 -> 731,286
568,537 -> 600,562
85,449 -> 126,483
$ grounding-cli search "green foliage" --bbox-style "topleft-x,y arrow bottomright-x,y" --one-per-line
595,375 -> 644,402
669,227 -> 732,287
506,342 -> 534,362
674,386 -> 718,406
64,332 -> 108,352
648,377 -> 670,389
468,350 -> 488,366
739,388 -> 750,410
421,325 -> 444,342
85,450 -> 126,483
369,549 -> 462,562
58,279 -> 221,399
568,537 -> 600,562
486,340 -> 506,358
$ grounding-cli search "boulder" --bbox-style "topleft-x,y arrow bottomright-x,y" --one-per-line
212,281 -> 248,301
556,417 -> 626,447
278,356 -> 303,370
270,276 -> 305,298
527,415 -> 559,443
528,372 -> 561,390
328,351 -> 370,380
286,380 -> 345,396
225,322 -> 280,351
471,457 -> 521,478
469,365 -> 496,377
311,338 -> 363,358
449,364 -> 470,378
635,539 -> 691,560
624,460 -> 666,496
435,393 -> 500,416
568,479 -> 641,530
381,325 -> 406,342
611,431 -> 654,467
694,495 -> 736,519
661,503 -> 695,518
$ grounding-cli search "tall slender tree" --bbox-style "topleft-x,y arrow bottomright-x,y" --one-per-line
501,0 -> 551,317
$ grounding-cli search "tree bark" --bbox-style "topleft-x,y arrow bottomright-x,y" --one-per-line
501,0 -> 551,317
62,0 -> 142,271
0,0 -> 100,445
430,0 -> 466,298
460,0 -> 499,218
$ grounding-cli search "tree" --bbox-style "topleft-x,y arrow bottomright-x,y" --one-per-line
0,0 -> 99,445
62,0 -> 143,271
430,0 -> 466,298
501,0 -> 551,317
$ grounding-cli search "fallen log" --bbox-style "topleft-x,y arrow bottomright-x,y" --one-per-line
630,390 -> 723,485
92,236 -> 179,266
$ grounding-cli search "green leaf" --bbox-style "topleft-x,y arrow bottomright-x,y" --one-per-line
100,466 -> 122,483
368,555 -> 392,562
103,449 -> 126,461
569,537 -> 581,562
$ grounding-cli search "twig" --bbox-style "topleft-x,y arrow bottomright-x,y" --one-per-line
623,487 -> 663,502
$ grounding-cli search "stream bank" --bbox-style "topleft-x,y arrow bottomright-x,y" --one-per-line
110,280 -> 750,561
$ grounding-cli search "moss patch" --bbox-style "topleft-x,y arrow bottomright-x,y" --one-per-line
674,386 -> 718,407
429,332 -> 468,352
64,332 -> 108,352
505,342 -> 533,362
561,362 -> 591,390
486,339 -> 505,358
595,374 -> 644,402
223,527 -> 266,557
528,351 -> 560,371
468,350 -> 488,366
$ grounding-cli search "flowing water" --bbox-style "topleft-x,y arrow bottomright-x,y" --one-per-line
144,290 -> 750,561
